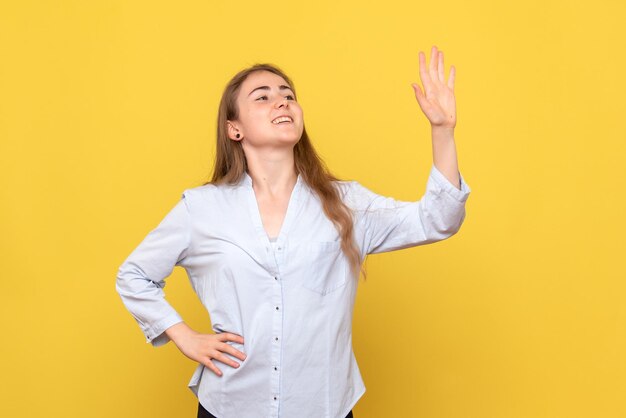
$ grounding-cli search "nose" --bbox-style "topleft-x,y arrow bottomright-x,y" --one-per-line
275,96 -> 289,108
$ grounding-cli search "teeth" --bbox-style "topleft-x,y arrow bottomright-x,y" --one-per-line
272,116 -> 292,124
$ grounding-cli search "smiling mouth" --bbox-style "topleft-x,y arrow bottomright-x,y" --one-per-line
272,116 -> 293,124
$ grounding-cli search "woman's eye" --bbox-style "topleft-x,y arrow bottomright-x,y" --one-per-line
256,94 -> 295,101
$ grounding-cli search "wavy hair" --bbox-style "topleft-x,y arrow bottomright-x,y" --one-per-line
204,63 -> 367,280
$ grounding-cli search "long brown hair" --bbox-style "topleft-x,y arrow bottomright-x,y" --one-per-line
204,63 -> 367,281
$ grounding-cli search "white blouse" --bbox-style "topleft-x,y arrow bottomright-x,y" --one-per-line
116,164 -> 471,418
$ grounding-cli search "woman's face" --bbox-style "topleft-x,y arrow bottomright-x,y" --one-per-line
228,70 -> 304,149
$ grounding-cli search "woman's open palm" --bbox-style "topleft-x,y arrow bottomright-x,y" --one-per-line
412,45 -> 456,129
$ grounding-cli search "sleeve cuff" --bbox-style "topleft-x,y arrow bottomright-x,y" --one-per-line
144,313 -> 184,347
429,164 -> 471,203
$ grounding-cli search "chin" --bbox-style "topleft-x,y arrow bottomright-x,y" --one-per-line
276,133 -> 302,145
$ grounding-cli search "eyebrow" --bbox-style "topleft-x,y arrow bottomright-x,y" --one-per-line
248,84 -> 294,97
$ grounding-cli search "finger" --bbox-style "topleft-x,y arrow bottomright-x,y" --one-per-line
418,51 -> 432,93
214,352 -> 241,368
447,65 -> 456,90
229,333 -> 244,343
429,46 -> 438,82
205,359 -> 223,377
219,332 -> 244,344
222,344 -> 247,361
412,83 -> 429,111
438,51 -> 445,83
218,341 -> 246,360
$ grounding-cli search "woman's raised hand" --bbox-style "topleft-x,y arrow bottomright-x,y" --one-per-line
165,322 -> 246,377
411,45 -> 456,129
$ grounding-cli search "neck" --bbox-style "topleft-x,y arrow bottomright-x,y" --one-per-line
244,146 -> 298,195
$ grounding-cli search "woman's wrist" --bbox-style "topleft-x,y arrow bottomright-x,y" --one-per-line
431,125 -> 455,141
164,321 -> 196,345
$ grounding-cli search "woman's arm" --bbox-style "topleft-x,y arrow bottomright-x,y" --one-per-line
349,165 -> 470,255
115,190 -> 247,374
412,45 -> 461,189
115,193 -> 191,347
346,46 -> 469,255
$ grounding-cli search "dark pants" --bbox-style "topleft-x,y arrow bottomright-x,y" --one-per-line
197,402 -> 354,418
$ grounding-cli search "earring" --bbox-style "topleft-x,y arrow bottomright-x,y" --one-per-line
236,133 -> 240,138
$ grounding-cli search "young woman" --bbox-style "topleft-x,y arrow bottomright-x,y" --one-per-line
116,45 -> 471,418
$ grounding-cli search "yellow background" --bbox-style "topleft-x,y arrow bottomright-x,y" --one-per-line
1,1 -> 624,417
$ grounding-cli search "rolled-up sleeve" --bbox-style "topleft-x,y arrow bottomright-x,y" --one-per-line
351,164 -> 471,255
115,191 -> 191,347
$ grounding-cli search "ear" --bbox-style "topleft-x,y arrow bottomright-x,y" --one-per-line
226,121 -> 243,141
